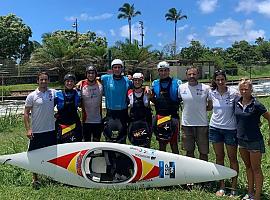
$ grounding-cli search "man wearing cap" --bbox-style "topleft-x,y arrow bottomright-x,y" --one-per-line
54,73 -> 82,143
101,59 -> 133,144
77,66 -> 103,142
151,61 -> 182,154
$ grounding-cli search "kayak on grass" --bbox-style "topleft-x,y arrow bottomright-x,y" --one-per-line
0,142 -> 237,189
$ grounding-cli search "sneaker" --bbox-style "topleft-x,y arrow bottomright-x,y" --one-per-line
241,193 -> 254,200
216,189 -> 225,197
32,180 -> 41,190
229,190 -> 238,198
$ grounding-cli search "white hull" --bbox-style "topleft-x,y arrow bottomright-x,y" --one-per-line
0,142 -> 237,188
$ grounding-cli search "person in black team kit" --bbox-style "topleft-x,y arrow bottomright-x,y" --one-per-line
54,73 -> 82,143
127,73 -> 152,148
151,61 -> 182,154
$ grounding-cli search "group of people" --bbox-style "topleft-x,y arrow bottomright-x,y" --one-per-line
208,71 -> 270,200
23,59 -> 270,200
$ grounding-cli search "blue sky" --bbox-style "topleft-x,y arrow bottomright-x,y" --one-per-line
1,0 -> 270,50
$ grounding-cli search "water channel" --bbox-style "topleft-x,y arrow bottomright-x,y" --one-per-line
0,81 -> 270,116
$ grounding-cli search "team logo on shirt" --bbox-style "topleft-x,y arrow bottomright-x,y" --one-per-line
48,90 -> 53,101
196,88 -> 203,95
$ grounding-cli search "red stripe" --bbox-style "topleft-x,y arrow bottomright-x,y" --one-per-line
127,89 -> 133,96
142,165 -> 159,180
48,151 -> 80,169
130,156 -> 142,183
60,124 -> 69,129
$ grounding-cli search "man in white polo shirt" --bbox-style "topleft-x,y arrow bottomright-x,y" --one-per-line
24,71 -> 57,188
178,66 -> 212,161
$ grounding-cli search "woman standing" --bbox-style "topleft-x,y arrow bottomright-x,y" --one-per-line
235,78 -> 270,200
55,73 -> 82,143
208,70 -> 239,197
127,73 -> 152,148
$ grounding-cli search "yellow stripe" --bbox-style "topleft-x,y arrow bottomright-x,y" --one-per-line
62,123 -> 76,135
67,152 -> 79,174
140,160 -> 154,180
157,115 -> 171,125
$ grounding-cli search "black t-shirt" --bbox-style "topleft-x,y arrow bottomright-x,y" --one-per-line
234,96 -> 267,141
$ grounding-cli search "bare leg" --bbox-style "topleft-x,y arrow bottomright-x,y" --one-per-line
170,143 -> 179,154
226,144 -> 239,191
213,143 -> 225,189
159,141 -> 167,152
250,152 -> 263,200
239,148 -> 254,196
186,151 -> 195,158
32,173 -> 38,182
199,153 -> 208,161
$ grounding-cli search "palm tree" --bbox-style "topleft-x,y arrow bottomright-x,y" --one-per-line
165,8 -> 187,56
255,37 -> 265,46
118,3 -> 141,44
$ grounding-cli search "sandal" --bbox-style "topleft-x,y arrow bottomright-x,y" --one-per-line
216,189 -> 225,197
241,193 -> 254,200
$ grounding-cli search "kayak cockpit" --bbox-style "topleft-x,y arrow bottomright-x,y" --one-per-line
84,149 -> 134,183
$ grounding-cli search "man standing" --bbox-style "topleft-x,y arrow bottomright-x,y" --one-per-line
77,66 -> 103,142
151,61 -> 182,154
24,72 -> 57,188
178,66 -> 211,161
101,59 -> 133,144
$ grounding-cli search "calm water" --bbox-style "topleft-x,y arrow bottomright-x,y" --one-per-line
0,97 -> 106,116
0,100 -> 25,116
0,82 -> 270,116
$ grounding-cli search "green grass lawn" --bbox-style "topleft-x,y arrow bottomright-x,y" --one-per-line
0,99 -> 270,200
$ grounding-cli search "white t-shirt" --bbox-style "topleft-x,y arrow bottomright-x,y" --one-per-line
208,87 -> 238,130
178,82 -> 210,126
79,80 -> 103,123
25,88 -> 56,133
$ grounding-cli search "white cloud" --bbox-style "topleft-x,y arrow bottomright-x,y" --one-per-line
208,18 -> 265,42
208,18 -> 242,37
244,19 -> 254,29
65,13 -> 113,21
197,0 -> 218,14
158,42 -> 163,47
187,33 -> 198,41
257,1 -> 270,16
110,29 -> 116,36
96,30 -> 106,37
235,0 -> 257,13
120,22 -> 141,41
236,0 -> 270,17
178,25 -> 189,32
215,39 -> 225,44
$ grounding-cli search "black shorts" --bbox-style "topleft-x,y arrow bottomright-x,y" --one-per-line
28,130 -> 57,151
83,123 -> 103,142
56,121 -> 82,144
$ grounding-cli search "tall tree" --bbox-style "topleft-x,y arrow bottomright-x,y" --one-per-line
110,39 -> 153,74
165,8 -> 187,56
0,14 -> 33,62
180,40 -> 206,61
255,37 -> 265,46
30,30 -> 107,80
118,3 -> 141,44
